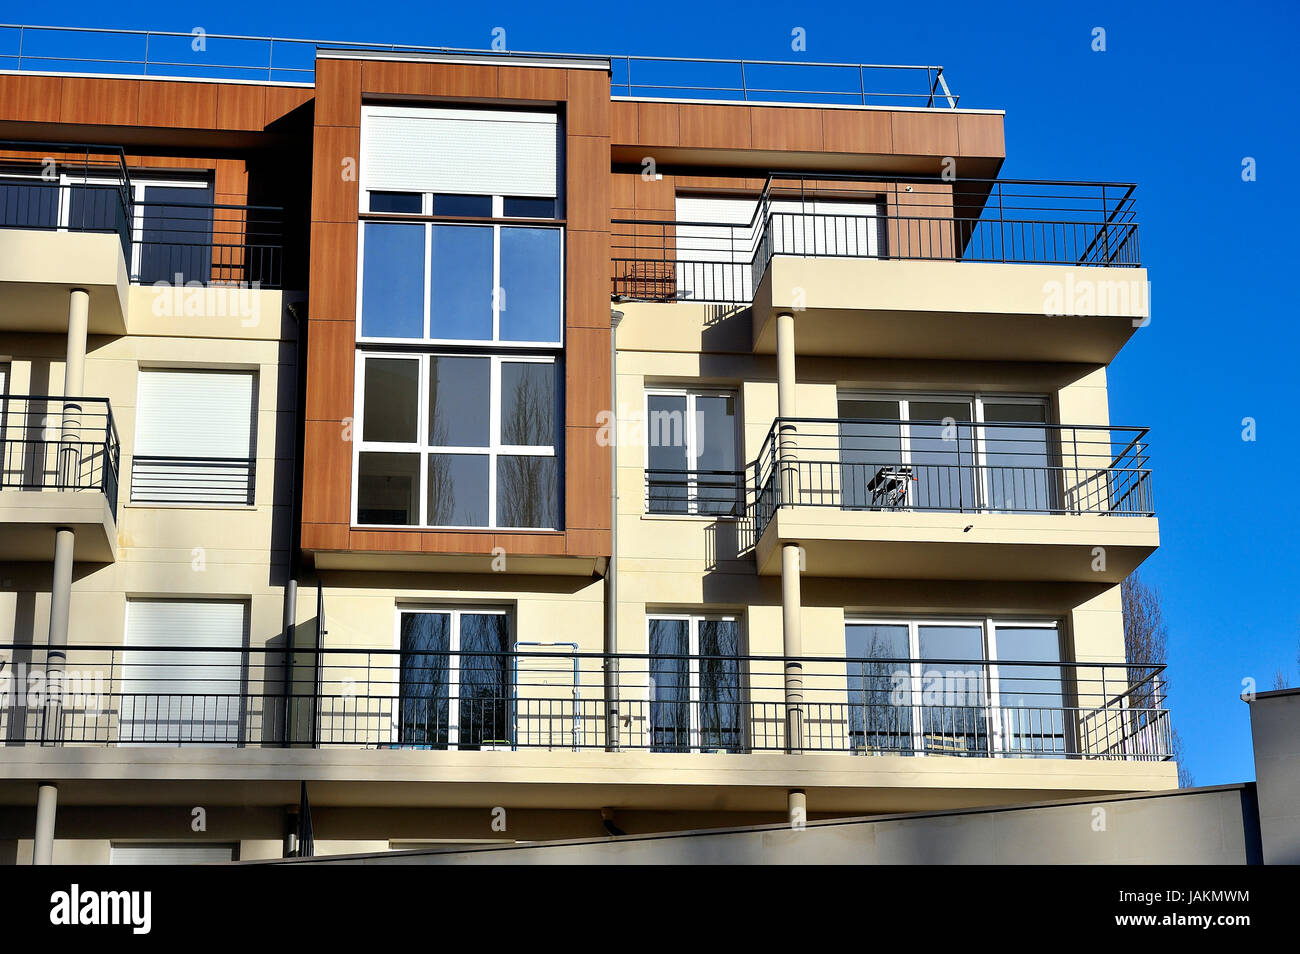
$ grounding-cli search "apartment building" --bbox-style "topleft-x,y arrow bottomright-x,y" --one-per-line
0,25 -> 1172,864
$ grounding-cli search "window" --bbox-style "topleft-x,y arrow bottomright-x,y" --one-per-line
355,105 -> 564,532
647,614 -> 744,753
644,389 -> 739,516
354,353 -> 559,529
358,220 -> 563,345
844,618 -> 1065,757
395,608 -> 511,750
121,599 -> 249,746
837,392 -> 1053,513
131,369 -> 257,505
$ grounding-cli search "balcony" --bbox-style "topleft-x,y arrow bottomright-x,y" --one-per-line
0,644 -> 1170,764
751,417 -> 1158,581
0,395 -> 121,561
0,140 -> 285,338
612,176 -> 1147,363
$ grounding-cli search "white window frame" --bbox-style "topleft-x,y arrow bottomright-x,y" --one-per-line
352,351 -> 559,530
391,606 -> 512,750
842,616 -> 1063,757
642,387 -> 740,517
837,390 -> 1051,511
355,219 -> 564,349
644,612 -> 745,752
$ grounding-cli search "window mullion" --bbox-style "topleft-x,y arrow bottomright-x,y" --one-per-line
488,355 -> 501,529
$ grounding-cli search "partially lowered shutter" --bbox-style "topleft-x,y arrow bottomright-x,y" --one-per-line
120,599 -> 248,745
131,369 -> 256,504
111,843 -> 238,864
673,195 -> 760,302
364,106 -> 559,198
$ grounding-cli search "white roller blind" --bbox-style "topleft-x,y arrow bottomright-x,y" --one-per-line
121,599 -> 248,746
132,369 -> 256,504
364,106 -> 558,197
674,196 -> 760,302
111,843 -> 238,864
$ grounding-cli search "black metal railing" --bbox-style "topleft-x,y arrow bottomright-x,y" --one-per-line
612,175 -> 1140,304
753,418 -> 1153,536
644,467 -> 747,516
0,644 -> 1171,760
129,456 -> 255,506
0,395 -> 121,518
0,140 -> 133,259
0,142 -> 284,288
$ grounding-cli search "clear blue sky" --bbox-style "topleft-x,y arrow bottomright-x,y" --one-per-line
15,0 -> 1299,784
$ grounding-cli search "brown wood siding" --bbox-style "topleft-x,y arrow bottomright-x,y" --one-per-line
300,57 -> 613,563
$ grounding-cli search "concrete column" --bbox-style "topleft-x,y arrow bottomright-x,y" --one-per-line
787,788 -> 806,828
33,783 -> 57,865
43,289 -> 89,746
775,311 -> 804,753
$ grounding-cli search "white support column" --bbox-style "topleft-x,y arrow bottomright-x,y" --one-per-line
33,783 -> 57,865
775,312 -> 804,758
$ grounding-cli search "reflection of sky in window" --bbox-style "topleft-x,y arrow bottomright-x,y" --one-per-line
430,224 -> 492,340
362,223 -> 424,337
500,227 -> 561,342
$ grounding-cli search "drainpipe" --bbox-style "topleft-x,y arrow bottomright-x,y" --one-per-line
775,311 -> 804,824
605,309 -> 624,751
33,288 -> 90,863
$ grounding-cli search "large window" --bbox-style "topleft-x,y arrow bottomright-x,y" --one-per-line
354,353 -> 559,529
647,614 -> 744,753
644,389 -> 739,516
844,618 -> 1065,758
355,105 -> 564,531
837,392 -> 1054,513
396,608 -> 512,750
131,369 -> 257,505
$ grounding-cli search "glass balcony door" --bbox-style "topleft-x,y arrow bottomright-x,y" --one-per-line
837,393 -> 1052,514
396,609 -> 511,750
990,623 -> 1067,756
648,615 -> 744,753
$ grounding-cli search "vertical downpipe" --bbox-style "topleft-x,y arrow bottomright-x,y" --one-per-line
605,310 -> 624,751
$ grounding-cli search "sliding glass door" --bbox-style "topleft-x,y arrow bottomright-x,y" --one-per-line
837,393 -> 1053,513
397,609 -> 511,749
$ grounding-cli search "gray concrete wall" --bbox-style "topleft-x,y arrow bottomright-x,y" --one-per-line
1247,688 -> 1300,864
273,786 -> 1259,865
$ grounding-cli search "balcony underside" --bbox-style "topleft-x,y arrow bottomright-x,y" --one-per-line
0,747 -> 1177,815
755,507 -> 1158,582
0,230 -> 128,335
752,258 -> 1147,362
312,548 -> 602,577
0,490 -> 117,561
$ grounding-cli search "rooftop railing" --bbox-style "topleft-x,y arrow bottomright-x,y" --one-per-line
0,23 -> 959,107
0,395 -> 122,519
753,418 -> 1154,538
612,175 -> 1141,305
0,644 -> 1171,760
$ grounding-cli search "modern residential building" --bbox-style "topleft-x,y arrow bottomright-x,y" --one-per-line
0,24 -> 1171,865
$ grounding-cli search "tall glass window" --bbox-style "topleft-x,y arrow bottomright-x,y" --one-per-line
648,615 -> 743,753
644,389 -> 739,516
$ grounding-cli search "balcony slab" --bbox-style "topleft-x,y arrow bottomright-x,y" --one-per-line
0,230 -> 128,335
0,489 -> 117,562
755,506 -> 1158,582
752,257 -> 1148,362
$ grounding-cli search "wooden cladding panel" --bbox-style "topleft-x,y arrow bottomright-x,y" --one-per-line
822,108 -> 893,154
304,57 -> 613,560
499,66 -> 567,101
215,84 -> 267,131
957,113 -> 1005,157
0,74 -> 62,123
59,77 -> 138,126
891,111 -> 960,157
137,81 -> 219,128
311,124 -> 361,224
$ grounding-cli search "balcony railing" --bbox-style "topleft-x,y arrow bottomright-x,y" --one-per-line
0,395 -> 121,518
0,644 -> 1171,760
753,418 -> 1153,537
644,467 -> 747,517
0,141 -> 284,288
612,175 -> 1141,304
